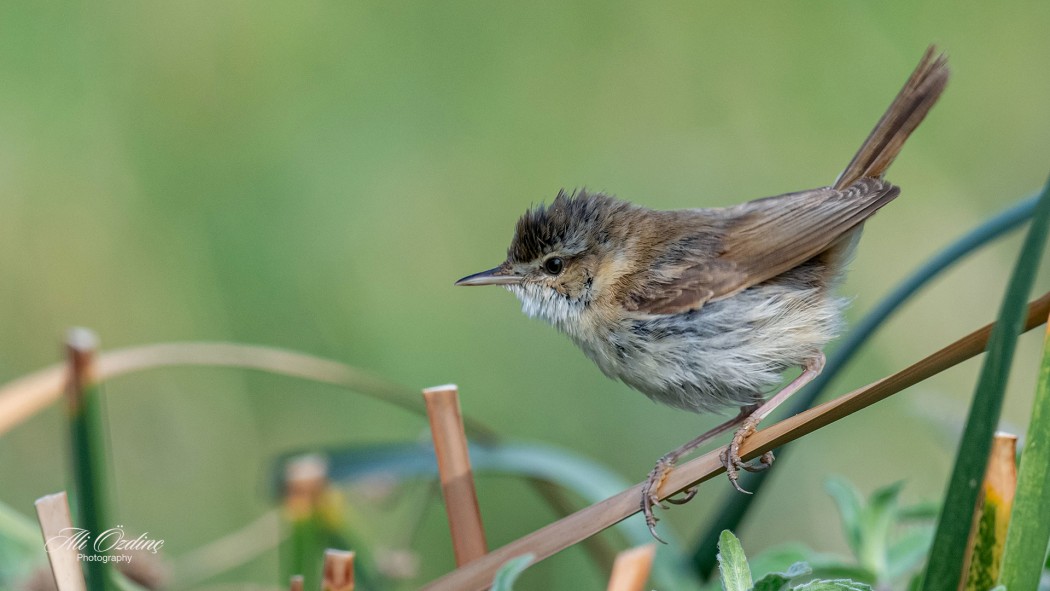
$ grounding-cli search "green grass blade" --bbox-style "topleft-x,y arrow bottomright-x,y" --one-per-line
65,329 -> 113,591
998,320 -> 1050,589
691,193 -> 1039,578
0,499 -> 44,586
490,554 -> 534,591
0,499 -> 43,548
922,176 -> 1050,591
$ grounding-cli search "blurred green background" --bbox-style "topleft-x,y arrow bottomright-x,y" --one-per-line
2,1 -> 1049,589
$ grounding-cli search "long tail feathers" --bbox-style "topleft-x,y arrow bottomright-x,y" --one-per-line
834,46 -> 950,190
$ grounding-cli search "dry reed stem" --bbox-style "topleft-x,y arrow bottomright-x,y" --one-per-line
0,342 -> 496,439
421,290 -> 1050,591
606,544 -> 656,591
289,574 -> 304,591
424,385 -> 488,566
322,549 -> 355,591
35,491 -> 87,591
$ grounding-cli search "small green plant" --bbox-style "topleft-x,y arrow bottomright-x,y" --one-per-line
716,530 -> 872,591
823,478 -> 935,589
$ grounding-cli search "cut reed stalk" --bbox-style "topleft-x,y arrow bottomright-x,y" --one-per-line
322,549 -> 355,591
606,544 -> 656,591
35,491 -> 87,591
424,385 -> 488,566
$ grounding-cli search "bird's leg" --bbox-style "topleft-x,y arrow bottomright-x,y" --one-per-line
641,406 -> 753,542
720,353 -> 826,494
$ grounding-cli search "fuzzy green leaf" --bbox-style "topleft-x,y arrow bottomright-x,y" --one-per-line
807,566 -> 878,584
752,562 -> 812,591
718,530 -> 752,591
793,579 -> 874,591
752,573 -> 792,591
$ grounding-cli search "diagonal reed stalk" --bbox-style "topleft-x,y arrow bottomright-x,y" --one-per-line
420,291 -> 1050,591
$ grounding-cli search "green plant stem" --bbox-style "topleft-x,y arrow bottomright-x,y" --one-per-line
65,329 -> 113,591
692,193 -> 1040,578
923,175 -> 1050,591
997,322 -> 1050,589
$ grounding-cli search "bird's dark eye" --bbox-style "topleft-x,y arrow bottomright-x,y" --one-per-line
543,257 -> 564,275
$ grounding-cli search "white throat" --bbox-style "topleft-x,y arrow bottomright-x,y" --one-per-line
506,283 -> 586,336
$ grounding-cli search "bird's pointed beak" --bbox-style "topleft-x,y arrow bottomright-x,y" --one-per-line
455,266 -> 521,286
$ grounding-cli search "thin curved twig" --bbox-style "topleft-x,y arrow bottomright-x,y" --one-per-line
0,342 -> 498,441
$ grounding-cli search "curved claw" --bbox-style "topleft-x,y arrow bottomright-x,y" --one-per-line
741,451 -> 775,473
640,455 -> 681,543
645,513 -> 667,544
721,448 -> 754,494
722,417 -> 773,494
641,485 -> 668,544
665,486 -> 699,505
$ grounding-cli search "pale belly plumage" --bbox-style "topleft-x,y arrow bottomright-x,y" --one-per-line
510,263 -> 846,414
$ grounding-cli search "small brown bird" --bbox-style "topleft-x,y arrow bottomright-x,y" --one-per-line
456,47 -> 949,540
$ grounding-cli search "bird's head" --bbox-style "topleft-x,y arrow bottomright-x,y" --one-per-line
456,189 -> 636,332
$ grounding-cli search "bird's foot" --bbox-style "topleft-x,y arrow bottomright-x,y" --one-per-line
641,452 -> 696,543
719,416 -> 775,494
639,408 -> 760,541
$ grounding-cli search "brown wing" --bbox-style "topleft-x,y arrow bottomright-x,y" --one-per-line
625,177 -> 899,315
